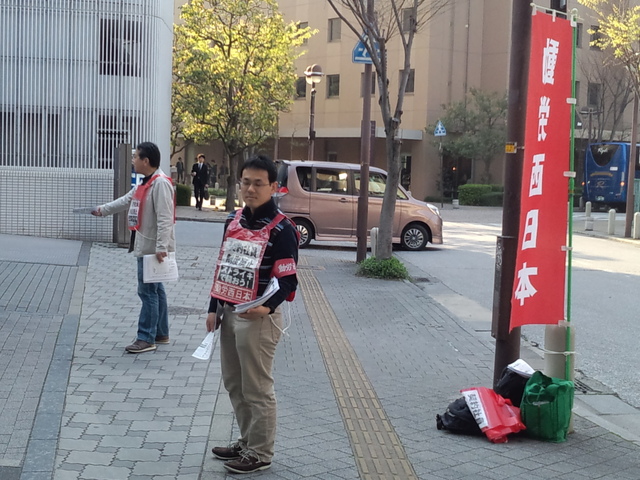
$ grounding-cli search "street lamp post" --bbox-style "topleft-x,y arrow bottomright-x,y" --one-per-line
304,64 -> 323,161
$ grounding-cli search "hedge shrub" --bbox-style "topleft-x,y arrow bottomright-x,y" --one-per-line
458,184 -> 492,205
176,183 -> 192,206
357,256 -> 409,280
478,191 -> 503,206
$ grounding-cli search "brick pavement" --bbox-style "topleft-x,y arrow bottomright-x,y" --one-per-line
2,207 -> 640,478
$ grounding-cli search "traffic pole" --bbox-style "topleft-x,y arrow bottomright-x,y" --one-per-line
491,1 -> 531,387
356,60 -> 372,262
356,0 -> 374,263
624,94 -> 639,237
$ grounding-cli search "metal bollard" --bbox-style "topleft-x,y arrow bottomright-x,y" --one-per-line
370,227 -> 379,258
634,213 -> 640,239
608,208 -> 616,235
584,202 -> 593,231
585,217 -> 594,231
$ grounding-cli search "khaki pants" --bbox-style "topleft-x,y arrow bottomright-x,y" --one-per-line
220,304 -> 283,463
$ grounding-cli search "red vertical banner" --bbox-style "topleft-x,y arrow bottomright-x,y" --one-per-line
510,12 -> 573,330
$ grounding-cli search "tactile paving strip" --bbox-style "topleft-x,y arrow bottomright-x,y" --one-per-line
298,264 -> 418,480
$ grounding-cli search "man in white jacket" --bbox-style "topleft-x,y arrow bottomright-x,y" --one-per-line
92,142 -> 176,353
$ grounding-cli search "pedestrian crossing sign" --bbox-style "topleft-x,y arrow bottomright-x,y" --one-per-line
434,120 -> 446,137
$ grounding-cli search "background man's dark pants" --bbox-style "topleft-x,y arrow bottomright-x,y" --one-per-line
194,184 -> 206,209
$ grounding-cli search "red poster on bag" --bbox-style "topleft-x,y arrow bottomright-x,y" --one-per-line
510,11 -> 573,330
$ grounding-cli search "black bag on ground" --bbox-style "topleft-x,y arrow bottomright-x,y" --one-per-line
494,367 -> 530,407
436,397 -> 482,435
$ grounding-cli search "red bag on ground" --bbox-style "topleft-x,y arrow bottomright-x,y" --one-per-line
461,387 -> 526,443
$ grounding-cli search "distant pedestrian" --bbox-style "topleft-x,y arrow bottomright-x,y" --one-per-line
191,153 -> 209,210
176,157 -> 184,183
91,142 -> 176,354
206,155 -> 299,474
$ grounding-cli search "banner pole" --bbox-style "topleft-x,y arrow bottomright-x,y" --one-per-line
565,8 -> 578,382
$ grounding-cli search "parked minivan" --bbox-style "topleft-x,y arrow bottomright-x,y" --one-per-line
275,160 -> 443,250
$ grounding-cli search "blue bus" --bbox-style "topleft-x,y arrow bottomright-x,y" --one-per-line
583,142 -> 640,210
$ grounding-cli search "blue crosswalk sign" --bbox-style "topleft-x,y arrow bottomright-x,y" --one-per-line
353,35 -> 380,65
434,120 -> 447,137
353,40 -> 372,64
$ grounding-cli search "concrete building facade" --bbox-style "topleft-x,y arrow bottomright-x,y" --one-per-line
0,0 -> 173,240
273,0 -> 636,201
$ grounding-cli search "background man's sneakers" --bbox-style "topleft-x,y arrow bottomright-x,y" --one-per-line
223,451 -> 271,474
155,335 -> 170,344
125,340 -> 156,353
212,442 -> 242,460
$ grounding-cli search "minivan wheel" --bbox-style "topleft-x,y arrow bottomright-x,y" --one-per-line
295,219 -> 313,248
401,224 -> 428,251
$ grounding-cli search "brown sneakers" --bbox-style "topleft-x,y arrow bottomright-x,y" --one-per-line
124,340 -> 156,353
223,451 -> 271,474
155,335 -> 170,344
211,442 -> 243,460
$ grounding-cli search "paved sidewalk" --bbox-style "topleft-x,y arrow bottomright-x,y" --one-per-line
1,204 -> 640,479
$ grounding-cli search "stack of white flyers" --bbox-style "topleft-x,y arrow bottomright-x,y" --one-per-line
73,207 -> 97,214
233,277 -> 279,313
192,330 -> 219,360
142,253 -> 179,283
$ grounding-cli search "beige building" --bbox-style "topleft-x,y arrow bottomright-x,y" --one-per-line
274,0 -> 511,201
173,0 -> 636,200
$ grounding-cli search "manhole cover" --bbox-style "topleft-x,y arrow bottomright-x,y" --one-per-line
574,378 -> 599,394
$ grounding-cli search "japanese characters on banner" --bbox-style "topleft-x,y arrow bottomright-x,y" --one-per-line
510,11 -> 573,331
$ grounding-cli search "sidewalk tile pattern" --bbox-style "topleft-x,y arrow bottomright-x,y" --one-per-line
54,243 -> 218,480
3,217 -> 640,479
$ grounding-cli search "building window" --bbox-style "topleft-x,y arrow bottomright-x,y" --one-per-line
360,72 -> 376,97
550,0 -> 567,12
298,21 -> 309,45
296,77 -> 306,99
590,25 -> 603,50
575,23 -> 582,48
402,8 -> 413,33
100,19 -> 142,76
328,18 -> 341,42
587,82 -> 601,108
401,69 -> 415,93
574,80 -> 580,105
327,74 -> 340,97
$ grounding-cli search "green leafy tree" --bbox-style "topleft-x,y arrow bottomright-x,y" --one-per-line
431,89 -> 507,184
173,0 -> 313,210
326,0 -> 451,259
579,0 -> 640,97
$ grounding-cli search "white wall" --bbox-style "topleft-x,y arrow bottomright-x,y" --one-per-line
0,0 -> 173,240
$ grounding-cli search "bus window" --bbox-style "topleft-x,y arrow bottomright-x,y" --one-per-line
589,144 -> 619,167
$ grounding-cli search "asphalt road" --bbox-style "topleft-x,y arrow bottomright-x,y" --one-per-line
396,206 -> 640,409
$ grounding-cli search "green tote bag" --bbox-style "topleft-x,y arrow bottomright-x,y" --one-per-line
520,371 -> 574,443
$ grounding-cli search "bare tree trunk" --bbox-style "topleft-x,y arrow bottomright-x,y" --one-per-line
377,131 -> 402,259
225,152 -> 239,212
